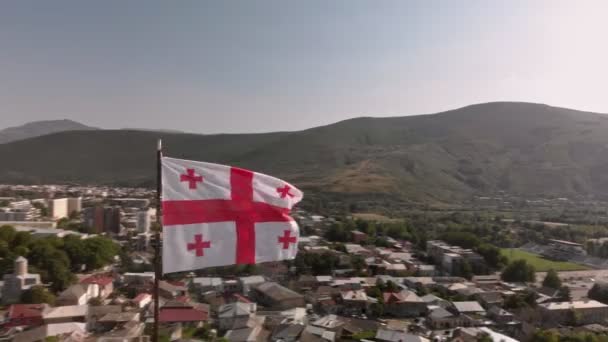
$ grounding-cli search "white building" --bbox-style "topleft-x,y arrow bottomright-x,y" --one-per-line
48,198 -> 69,220
2,257 -> 41,304
136,208 -> 155,233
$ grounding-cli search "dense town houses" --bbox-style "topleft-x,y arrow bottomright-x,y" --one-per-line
1,184 -> 608,341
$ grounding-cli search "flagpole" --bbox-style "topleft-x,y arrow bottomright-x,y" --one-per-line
153,139 -> 162,342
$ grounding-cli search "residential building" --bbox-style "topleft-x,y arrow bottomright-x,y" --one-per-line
81,275 -> 114,298
2,257 -> 41,304
67,197 -> 82,215
218,302 -> 257,330
43,305 -> 88,324
48,198 -> 69,220
252,282 -> 305,310
4,304 -> 47,328
56,283 -> 99,306
539,300 -> 608,326
383,291 -> 427,317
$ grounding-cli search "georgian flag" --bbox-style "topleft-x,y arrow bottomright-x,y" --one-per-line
161,157 -> 303,274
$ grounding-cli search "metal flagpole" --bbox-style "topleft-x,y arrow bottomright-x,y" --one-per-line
153,139 -> 162,342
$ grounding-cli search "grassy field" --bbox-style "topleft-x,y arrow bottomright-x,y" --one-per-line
352,213 -> 402,223
500,248 -> 591,272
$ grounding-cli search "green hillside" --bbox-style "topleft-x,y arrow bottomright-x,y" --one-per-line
2,102 -> 608,204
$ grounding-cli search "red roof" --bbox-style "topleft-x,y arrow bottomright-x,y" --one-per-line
233,293 -> 252,304
133,293 -> 151,303
81,275 -> 113,286
168,280 -> 186,287
383,292 -> 403,304
8,304 -> 45,319
159,307 -> 208,323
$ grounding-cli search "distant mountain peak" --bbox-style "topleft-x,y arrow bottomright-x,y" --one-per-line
0,119 -> 98,144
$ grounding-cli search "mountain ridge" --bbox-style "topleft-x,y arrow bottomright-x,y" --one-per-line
2,102 -> 608,204
0,119 -> 98,144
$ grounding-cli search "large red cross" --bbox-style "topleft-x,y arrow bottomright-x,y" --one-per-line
187,234 -> 211,256
163,167 -> 293,264
278,230 -> 297,249
180,168 -> 203,189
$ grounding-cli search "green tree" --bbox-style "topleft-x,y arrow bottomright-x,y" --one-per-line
21,286 -> 56,305
530,330 -> 559,342
384,280 -> 398,293
476,243 -> 506,269
557,286 -> 571,301
588,283 -> 608,304
542,269 -> 562,289
501,259 -> 536,283
351,255 -> 366,274
0,225 -> 16,243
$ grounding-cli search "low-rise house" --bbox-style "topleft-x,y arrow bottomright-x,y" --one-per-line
218,302 -> 257,330
344,244 -> 372,257
122,272 -> 155,285
56,283 -> 99,306
376,328 -> 430,342
159,304 -> 209,328
340,289 -> 372,316
428,307 -> 467,329
302,315 -> 344,342
158,280 -> 187,299
12,322 -> 86,342
81,275 -> 113,299
475,291 -> 503,308
224,315 -> 268,342
383,291 -> 427,317
4,304 -> 47,328
487,306 -> 515,324
191,277 -> 223,293
539,300 -> 608,327
97,311 -> 140,331
452,301 -> 486,315
252,282 -> 305,310
270,323 -> 305,342
43,305 -> 88,324
87,305 -> 122,332
133,293 -> 152,309
239,275 -> 265,295
420,294 -> 450,308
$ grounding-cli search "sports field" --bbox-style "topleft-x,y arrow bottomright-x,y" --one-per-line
500,248 -> 590,272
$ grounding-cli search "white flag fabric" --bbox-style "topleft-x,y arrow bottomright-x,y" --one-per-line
161,157 -> 303,274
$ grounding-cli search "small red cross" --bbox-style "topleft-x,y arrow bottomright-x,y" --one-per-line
276,185 -> 294,199
180,168 -> 203,189
278,230 -> 297,249
187,234 -> 211,257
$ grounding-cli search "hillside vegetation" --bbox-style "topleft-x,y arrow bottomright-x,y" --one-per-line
2,102 -> 608,204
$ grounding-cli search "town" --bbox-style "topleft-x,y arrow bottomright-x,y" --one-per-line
0,184 -> 608,342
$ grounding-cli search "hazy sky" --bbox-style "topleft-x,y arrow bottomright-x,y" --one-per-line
1,1 -> 607,133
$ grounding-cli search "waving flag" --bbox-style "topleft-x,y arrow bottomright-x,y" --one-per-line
161,157 -> 303,274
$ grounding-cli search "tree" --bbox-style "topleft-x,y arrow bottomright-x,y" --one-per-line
557,286 -> 571,301
501,259 -> 536,283
542,269 -> 562,289
0,225 -> 16,244
476,243 -> 506,269
21,286 -> 55,305
530,330 -> 559,342
588,283 -> 608,304
384,280 -> 398,293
